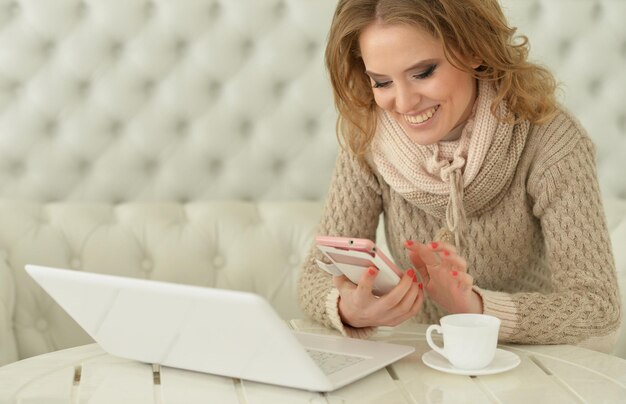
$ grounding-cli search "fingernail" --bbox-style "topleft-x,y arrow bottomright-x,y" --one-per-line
452,271 -> 458,277
430,242 -> 438,249
418,282 -> 423,290
406,269 -> 415,278
404,240 -> 414,247
442,250 -> 450,257
368,267 -> 377,276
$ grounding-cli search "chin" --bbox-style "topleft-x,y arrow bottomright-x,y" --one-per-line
403,127 -> 441,146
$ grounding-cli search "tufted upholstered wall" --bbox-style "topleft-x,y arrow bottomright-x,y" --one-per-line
0,0 -> 625,366
0,0 -> 338,202
0,0 -> 625,202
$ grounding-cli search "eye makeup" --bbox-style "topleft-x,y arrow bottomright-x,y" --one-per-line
369,63 -> 438,89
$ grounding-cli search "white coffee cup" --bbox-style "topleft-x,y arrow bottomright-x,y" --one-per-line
426,314 -> 501,370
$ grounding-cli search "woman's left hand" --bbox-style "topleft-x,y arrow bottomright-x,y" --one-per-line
404,240 -> 483,314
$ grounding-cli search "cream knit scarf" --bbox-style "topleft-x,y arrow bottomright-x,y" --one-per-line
371,81 -> 530,250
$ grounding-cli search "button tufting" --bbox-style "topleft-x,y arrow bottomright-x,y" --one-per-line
240,38 -> 254,56
591,2 -> 603,21
76,159 -> 90,172
239,119 -> 252,137
304,117 -> 318,135
9,2 -> 20,16
175,39 -> 188,55
76,2 -> 87,18
110,120 -> 123,136
274,0 -> 286,17
619,114 -> 626,132
208,158 -> 222,174
8,81 -> 21,96
175,119 -> 188,134
45,120 -> 58,135
207,80 -> 222,96
144,2 -> 156,17
305,40 -> 318,56
10,161 -> 24,175
528,1 -> 541,20
76,80 -> 90,96
142,80 -> 156,94
144,159 -> 158,174
41,40 -> 55,56
213,255 -> 224,268
272,159 -> 285,174
273,81 -> 287,98
587,78 -> 602,96
36,319 -> 48,331
558,39 -> 571,58
141,259 -> 152,271
110,41 -> 124,57
208,1 -> 221,18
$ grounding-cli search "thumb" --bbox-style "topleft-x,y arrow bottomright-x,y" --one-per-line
333,275 -> 352,290
356,266 -> 378,294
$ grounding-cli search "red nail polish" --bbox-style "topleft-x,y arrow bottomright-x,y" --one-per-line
430,242 -> 438,249
368,267 -> 377,276
406,269 -> 415,278
418,282 -> 423,290
405,240 -> 414,247
443,250 -> 450,257
452,271 -> 458,277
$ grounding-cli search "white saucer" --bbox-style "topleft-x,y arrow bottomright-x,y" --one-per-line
421,348 -> 521,376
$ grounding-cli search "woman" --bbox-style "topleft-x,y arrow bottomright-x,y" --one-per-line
298,0 -> 621,350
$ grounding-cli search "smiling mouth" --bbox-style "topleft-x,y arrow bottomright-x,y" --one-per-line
404,105 -> 440,125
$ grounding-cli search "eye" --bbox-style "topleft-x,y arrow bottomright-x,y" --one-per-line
413,64 -> 437,80
372,80 -> 391,89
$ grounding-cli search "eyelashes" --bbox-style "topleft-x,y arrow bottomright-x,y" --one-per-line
414,64 -> 437,80
371,64 -> 438,89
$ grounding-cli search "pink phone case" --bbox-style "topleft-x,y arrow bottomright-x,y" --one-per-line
315,236 -> 403,295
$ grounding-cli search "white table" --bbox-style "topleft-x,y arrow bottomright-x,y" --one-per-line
1,320 -> 625,404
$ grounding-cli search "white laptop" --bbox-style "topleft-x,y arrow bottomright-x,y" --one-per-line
25,265 -> 414,392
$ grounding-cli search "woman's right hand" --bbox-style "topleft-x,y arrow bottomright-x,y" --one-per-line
332,267 -> 424,328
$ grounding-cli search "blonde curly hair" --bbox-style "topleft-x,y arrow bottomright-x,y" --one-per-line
325,0 -> 559,157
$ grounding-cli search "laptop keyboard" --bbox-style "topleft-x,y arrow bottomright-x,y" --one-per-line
306,349 -> 365,375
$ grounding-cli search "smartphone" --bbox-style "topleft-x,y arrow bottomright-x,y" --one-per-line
315,236 -> 403,295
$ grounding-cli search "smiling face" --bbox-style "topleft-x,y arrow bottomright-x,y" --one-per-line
359,22 -> 478,145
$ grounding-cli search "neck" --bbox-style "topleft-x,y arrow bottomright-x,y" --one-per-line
441,122 -> 465,142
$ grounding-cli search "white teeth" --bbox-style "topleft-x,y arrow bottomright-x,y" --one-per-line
404,105 -> 439,124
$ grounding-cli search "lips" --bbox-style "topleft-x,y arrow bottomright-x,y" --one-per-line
404,105 -> 440,125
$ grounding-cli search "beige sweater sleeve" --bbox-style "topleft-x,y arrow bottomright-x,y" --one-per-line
477,135 -> 621,347
298,148 -> 383,338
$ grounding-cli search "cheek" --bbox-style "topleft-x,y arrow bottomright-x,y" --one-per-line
373,92 -> 393,111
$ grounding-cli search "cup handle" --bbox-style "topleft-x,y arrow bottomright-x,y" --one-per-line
426,324 -> 446,358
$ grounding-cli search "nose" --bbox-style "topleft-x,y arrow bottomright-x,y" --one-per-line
394,83 -> 420,114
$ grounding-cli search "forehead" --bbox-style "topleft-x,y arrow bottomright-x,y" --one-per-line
358,22 -> 443,69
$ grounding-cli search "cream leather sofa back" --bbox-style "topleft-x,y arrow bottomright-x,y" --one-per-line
0,0 -> 624,365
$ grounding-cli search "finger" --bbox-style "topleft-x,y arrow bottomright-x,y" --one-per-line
430,240 -> 457,254
333,275 -> 356,295
457,272 -> 474,291
449,270 -> 473,291
414,242 -> 442,267
355,266 -> 378,295
387,284 -> 424,326
440,251 -> 468,273
404,240 -> 427,269
380,269 -> 416,308
406,249 -> 429,283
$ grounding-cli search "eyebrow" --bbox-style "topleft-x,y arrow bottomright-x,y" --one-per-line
365,59 -> 439,79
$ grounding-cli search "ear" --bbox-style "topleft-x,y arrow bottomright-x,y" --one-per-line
469,57 -> 482,70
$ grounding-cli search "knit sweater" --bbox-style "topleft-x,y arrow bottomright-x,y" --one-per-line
298,107 -> 621,350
